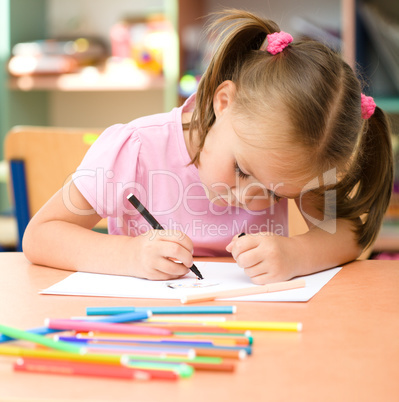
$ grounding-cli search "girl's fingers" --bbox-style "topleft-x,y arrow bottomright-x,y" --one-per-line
139,253 -> 189,280
134,230 -> 193,280
151,260 -> 189,280
141,230 -> 194,275
145,270 -> 185,281
142,230 -> 194,258
157,248 -> 191,275
244,268 -> 289,285
230,234 -> 259,261
161,262 -> 190,277
229,232 -> 276,260
245,271 -> 272,285
226,233 -> 242,252
159,234 -> 194,269
155,230 -> 194,254
235,247 -> 263,269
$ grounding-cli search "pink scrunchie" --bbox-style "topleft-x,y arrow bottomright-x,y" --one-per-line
361,93 -> 376,119
263,31 -> 293,55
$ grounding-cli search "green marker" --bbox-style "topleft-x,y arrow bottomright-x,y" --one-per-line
0,323 -> 82,354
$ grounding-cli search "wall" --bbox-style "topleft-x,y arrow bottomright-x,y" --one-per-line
49,90 -> 164,128
205,0 -> 341,32
46,0 -> 165,44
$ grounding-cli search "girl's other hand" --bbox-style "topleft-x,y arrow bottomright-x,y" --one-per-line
127,230 -> 193,280
226,233 -> 299,285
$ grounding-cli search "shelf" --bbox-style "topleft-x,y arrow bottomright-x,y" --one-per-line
8,70 -> 165,92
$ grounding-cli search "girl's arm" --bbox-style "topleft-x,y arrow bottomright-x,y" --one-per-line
23,181 -> 194,280
285,217 -> 361,277
226,196 -> 362,284
287,194 -> 362,276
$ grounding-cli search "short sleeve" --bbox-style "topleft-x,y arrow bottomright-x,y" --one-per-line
72,123 -> 142,219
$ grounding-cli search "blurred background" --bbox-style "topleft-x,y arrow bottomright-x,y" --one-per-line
0,0 -> 398,257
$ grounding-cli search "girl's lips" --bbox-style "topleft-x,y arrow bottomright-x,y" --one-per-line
209,194 -> 229,207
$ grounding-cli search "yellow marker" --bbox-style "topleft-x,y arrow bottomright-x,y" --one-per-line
0,345 -> 121,365
147,317 -> 301,332
204,321 -> 302,332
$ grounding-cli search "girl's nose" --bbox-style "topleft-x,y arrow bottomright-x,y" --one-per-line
231,184 -> 274,209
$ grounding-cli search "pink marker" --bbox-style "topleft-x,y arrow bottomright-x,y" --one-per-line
45,318 -> 172,336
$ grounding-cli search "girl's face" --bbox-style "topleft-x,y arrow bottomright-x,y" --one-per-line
196,93 -> 303,211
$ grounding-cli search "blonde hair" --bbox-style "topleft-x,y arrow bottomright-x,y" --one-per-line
187,9 -> 393,250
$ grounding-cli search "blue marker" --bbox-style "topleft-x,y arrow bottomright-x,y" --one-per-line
86,305 -> 237,316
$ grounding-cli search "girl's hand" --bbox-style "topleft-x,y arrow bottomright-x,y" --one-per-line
226,233 -> 299,285
127,230 -> 194,280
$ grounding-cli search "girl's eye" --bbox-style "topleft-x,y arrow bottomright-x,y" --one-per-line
234,162 -> 250,179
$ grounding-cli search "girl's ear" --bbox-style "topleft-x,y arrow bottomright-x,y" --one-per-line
213,80 -> 236,118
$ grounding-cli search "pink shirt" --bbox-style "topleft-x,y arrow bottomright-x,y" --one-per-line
73,95 -> 288,256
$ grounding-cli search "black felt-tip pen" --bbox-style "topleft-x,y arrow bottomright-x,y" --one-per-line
127,193 -> 204,280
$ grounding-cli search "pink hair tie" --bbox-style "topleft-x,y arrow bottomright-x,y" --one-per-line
260,31 -> 293,55
361,93 -> 376,119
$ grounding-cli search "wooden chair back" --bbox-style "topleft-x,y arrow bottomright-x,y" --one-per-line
4,126 -> 105,248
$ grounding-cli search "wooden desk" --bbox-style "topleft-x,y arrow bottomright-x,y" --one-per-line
0,253 -> 398,402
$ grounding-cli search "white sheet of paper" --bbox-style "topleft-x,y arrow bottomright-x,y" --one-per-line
40,262 -> 341,302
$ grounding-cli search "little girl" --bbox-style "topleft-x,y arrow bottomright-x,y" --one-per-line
23,10 -> 393,284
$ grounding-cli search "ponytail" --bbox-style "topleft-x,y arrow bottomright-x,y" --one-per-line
189,10 -> 279,165
336,106 -> 394,249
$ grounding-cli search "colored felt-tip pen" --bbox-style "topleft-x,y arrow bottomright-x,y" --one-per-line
127,193 -> 203,280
